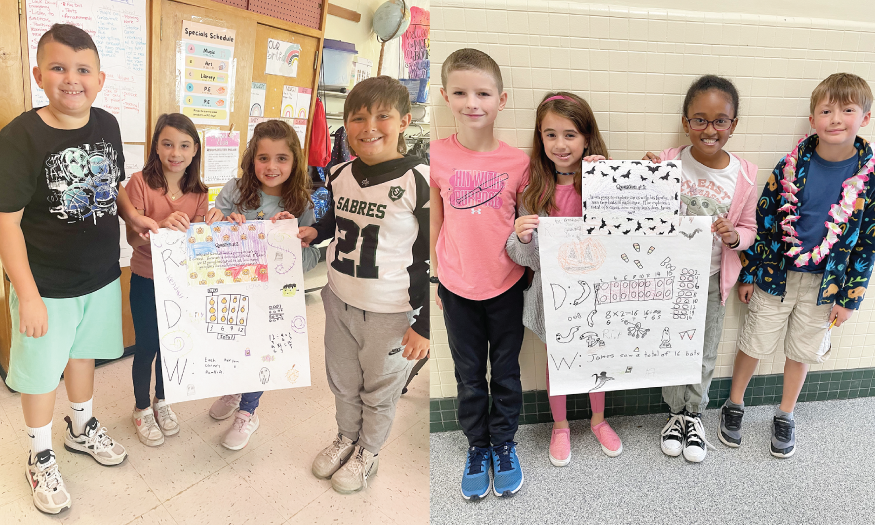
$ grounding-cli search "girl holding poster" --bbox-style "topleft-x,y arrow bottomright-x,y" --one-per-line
506,92 -> 623,466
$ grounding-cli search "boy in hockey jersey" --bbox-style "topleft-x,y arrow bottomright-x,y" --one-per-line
298,76 -> 429,493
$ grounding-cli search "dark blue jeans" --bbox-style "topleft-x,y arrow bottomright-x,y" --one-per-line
438,275 -> 526,447
239,392 -> 263,414
130,274 -> 165,410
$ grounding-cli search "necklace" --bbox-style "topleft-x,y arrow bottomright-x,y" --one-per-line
779,135 -> 874,267
169,188 -> 183,200
555,170 -> 577,176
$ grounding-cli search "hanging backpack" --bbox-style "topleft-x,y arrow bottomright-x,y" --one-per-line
308,97 -> 331,167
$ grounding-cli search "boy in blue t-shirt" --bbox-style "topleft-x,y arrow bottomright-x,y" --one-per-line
0,24 -> 157,514
724,73 -> 875,459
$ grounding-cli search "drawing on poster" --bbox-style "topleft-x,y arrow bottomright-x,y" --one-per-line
538,212 -> 712,396
152,220 -> 311,402
580,160 -> 681,235
287,366 -> 300,384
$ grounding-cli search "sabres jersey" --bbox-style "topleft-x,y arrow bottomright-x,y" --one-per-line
314,156 -> 430,337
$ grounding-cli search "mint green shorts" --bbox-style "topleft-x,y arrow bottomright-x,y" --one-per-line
6,279 -> 124,394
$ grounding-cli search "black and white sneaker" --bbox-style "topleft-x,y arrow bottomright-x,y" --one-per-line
770,416 -> 796,458
660,410 -> 685,457
719,405 -> 744,447
682,412 -> 715,462
64,416 -> 127,466
26,449 -> 71,514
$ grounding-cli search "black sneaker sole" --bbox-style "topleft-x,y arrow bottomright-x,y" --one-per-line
770,445 -> 795,458
718,432 -> 741,448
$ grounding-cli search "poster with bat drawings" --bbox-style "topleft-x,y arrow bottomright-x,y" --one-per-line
538,159 -> 713,396
151,220 -> 311,403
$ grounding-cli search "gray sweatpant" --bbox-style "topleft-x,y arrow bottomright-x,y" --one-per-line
322,286 -> 415,453
662,272 -> 726,414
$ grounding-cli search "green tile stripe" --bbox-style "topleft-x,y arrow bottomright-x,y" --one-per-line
430,368 -> 875,433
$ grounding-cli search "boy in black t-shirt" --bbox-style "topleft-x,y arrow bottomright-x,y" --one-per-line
0,24 -> 157,514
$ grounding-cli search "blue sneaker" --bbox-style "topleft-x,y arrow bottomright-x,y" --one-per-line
491,442 -> 523,497
461,446 -> 491,501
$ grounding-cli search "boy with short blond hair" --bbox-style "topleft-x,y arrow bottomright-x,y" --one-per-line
431,47 -> 530,499
0,23 -> 157,514
724,73 -> 875,458
299,76 -> 429,494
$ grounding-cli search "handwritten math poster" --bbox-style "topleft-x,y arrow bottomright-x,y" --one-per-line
25,0 -> 148,142
180,21 -> 235,125
265,38 -> 301,77
151,220 -> 311,403
538,159 -> 712,396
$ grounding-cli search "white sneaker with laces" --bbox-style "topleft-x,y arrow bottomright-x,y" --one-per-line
209,394 -> 241,420
682,413 -> 716,463
64,416 -> 127,466
27,449 -> 71,515
153,399 -> 180,436
312,433 -> 356,479
331,445 -> 379,494
660,411 -> 685,457
133,407 -> 164,446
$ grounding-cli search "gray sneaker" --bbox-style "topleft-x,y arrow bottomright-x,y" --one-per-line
719,404 -> 744,448
312,434 -> 356,479
331,446 -> 379,494
770,416 -> 796,458
209,394 -> 241,420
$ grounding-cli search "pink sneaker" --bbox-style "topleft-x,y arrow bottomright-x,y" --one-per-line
591,421 -> 623,457
549,428 -> 571,467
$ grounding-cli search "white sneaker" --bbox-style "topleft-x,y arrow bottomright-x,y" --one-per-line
64,416 -> 127,466
209,394 -> 241,420
660,410 -> 685,457
221,411 -> 259,450
27,449 -> 71,515
682,413 -> 715,463
153,399 -> 180,436
132,407 -> 164,447
312,434 -> 356,479
331,446 -> 379,494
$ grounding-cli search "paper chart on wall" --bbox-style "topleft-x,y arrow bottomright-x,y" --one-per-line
266,39 -> 301,77
538,215 -> 712,395
25,0 -> 148,142
581,160 -> 682,235
281,86 -> 312,119
151,220 -> 311,403
250,83 -> 266,116
180,21 -> 236,125
203,130 -> 240,185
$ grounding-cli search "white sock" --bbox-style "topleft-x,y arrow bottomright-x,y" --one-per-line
27,422 -> 53,459
71,398 -> 93,435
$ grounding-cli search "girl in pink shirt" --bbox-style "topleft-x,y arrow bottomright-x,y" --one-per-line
126,113 -> 223,446
506,92 -> 622,466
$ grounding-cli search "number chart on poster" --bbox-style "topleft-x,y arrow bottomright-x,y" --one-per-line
538,215 -> 712,396
25,0 -> 148,142
151,220 -> 310,402
180,20 -> 236,125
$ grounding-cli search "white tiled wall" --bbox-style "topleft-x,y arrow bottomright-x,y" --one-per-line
429,0 -> 875,399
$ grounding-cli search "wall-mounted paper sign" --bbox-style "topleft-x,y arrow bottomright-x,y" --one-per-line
266,38 -> 301,77
203,130 -> 240,185
250,82 -> 266,116
281,86 -> 312,119
180,20 -> 236,125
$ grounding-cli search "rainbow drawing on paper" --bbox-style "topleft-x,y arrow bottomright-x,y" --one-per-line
186,221 -> 268,286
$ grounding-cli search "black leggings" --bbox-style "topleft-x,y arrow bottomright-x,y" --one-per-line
130,274 -> 165,410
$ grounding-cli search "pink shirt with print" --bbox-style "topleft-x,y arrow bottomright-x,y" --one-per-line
431,135 -> 530,300
126,171 -> 208,279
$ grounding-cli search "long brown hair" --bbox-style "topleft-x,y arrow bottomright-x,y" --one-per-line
522,92 -> 608,216
142,113 -> 207,195
236,120 -> 312,216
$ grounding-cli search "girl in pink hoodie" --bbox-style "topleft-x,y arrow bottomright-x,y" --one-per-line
643,75 -> 757,463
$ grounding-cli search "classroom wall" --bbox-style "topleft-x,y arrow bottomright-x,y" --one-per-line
428,0 -> 875,399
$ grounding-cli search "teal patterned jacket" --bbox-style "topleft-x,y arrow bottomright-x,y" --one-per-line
738,135 -> 875,310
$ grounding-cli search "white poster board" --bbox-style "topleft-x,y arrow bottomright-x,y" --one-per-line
151,220 -> 311,402
118,144 -> 145,268
538,159 -> 711,396
25,0 -> 148,142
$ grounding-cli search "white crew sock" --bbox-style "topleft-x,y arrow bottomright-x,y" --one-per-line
27,422 -> 53,459
71,398 -> 93,435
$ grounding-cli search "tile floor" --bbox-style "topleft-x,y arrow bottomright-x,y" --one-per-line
0,264 -> 429,524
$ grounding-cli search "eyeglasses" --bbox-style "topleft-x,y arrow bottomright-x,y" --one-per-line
684,117 -> 737,131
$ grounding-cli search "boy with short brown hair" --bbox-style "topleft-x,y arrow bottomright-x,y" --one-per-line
0,23 -> 157,514
724,73 -> 875,458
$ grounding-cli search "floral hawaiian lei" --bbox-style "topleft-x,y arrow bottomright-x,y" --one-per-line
779,135 -> 875,267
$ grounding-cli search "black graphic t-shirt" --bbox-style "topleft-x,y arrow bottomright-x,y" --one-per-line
0,108 -> 126,298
